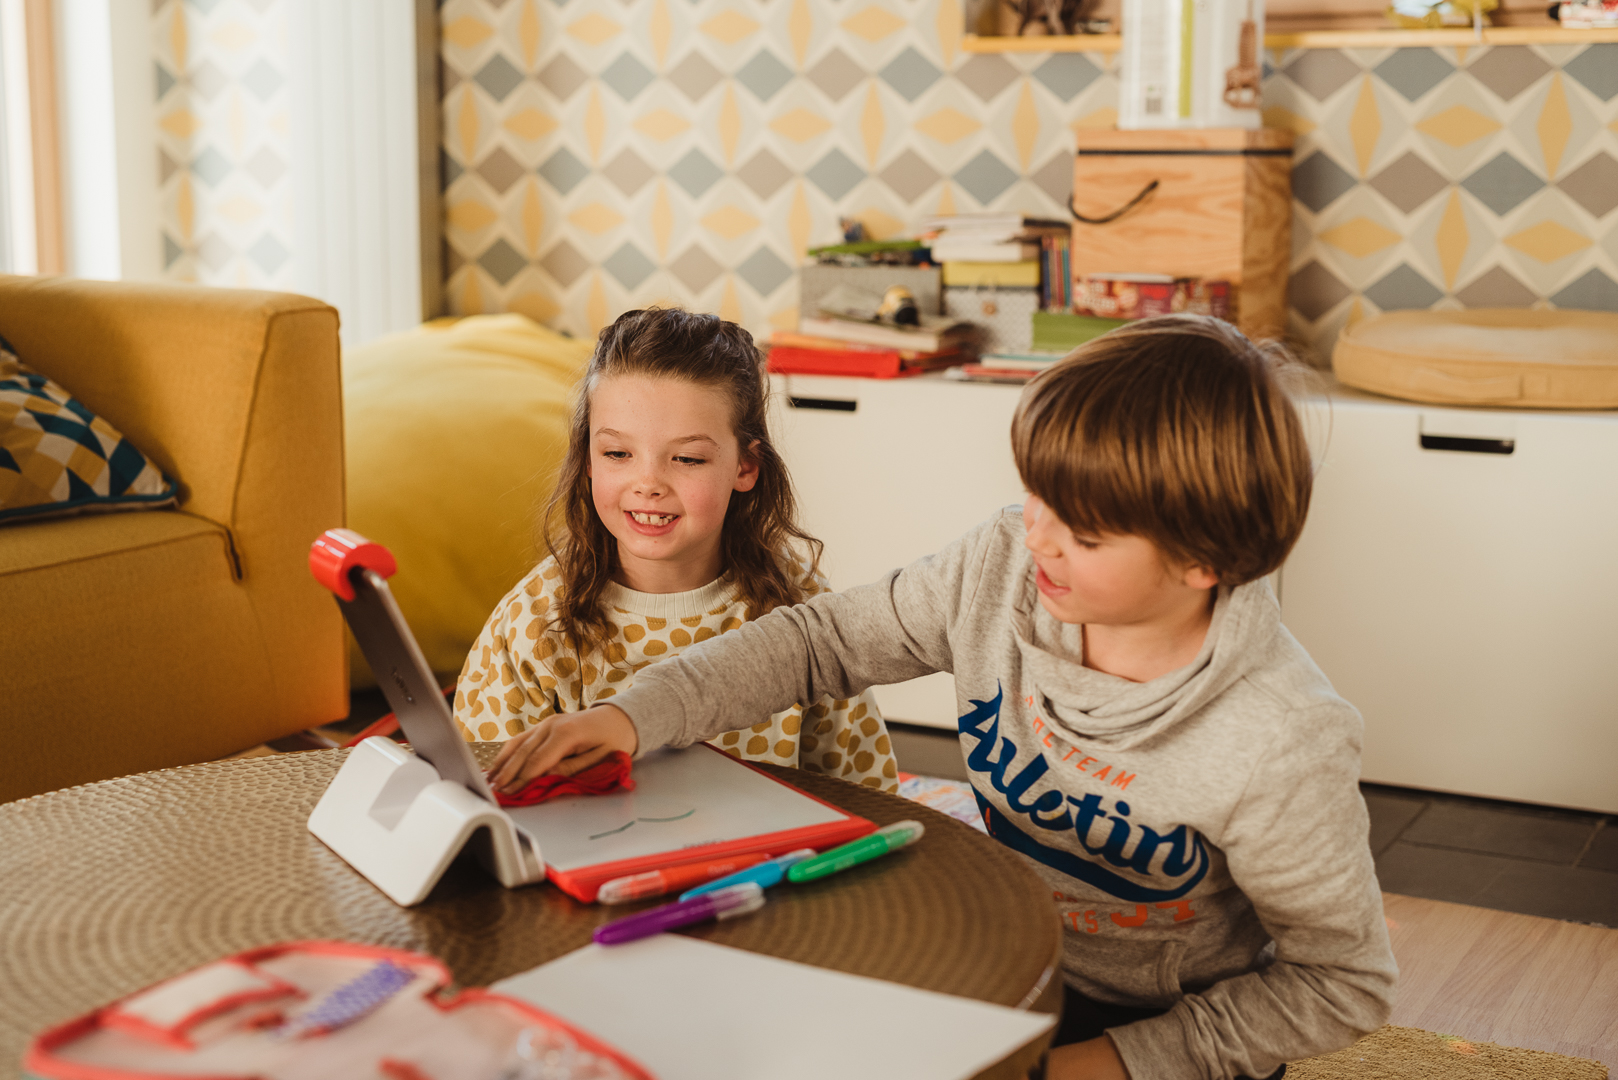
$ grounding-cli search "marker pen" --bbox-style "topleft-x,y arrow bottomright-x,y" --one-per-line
592,883 -> 766,946
595,853 -> 771,905
678,848 -> 817,901
786,820 -> 925,884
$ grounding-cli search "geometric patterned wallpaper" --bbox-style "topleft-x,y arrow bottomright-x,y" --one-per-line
439,4 -> 1618,362
151,1 -> 1617,366
153,0 -> 295,290
439,0 -> 1108,342
1271,42 -> 1618,359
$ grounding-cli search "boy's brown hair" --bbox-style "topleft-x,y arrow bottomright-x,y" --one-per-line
543,307 -> 822,658
1011,315 -> 1312,586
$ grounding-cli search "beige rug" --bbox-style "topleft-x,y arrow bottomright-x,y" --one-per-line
1292,1026 -> 1608,1079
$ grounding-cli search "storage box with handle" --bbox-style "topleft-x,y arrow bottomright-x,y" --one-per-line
1069,128 -> 1293,341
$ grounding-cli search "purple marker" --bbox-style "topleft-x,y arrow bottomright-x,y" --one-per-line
592,882 -> 766,946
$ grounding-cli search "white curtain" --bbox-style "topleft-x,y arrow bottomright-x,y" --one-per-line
285,0 -> 423,348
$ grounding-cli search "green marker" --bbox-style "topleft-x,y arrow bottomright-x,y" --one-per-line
787,820 -> 925,884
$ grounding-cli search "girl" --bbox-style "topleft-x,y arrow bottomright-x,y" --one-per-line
459,307 -> 897,793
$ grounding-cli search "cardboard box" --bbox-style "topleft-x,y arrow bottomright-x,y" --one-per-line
1070,128 -> 1291,340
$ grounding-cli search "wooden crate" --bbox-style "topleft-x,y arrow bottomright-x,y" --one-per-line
1070,128 -> 1294,341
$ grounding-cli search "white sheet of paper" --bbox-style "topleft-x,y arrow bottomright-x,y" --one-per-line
492,936 -> 1055,1080
502,746 -> 846,871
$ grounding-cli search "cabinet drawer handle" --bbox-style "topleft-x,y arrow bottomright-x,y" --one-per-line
1419,434 -> 1515,455
789,396 -> 857,412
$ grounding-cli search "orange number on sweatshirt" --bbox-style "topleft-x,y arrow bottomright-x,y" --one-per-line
1156,900 -> 1196,923
1111,905 -> 1149,928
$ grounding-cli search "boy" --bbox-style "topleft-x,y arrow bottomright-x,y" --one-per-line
491,315 -> 1397,1080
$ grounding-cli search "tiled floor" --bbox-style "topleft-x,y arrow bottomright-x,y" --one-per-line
888,722 -> 1618,929
1365,783 -> 1617,928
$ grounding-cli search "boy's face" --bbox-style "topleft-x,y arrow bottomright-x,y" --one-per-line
1022,494 -> 1218,627
588,374 -> 759,593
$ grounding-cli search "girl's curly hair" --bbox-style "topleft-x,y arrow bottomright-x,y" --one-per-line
542,308 -> 823,658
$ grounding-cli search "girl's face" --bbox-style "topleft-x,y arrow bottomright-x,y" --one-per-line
588,373 -> 759,594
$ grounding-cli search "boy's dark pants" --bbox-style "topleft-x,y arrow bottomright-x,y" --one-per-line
1037,985 -> 1287,1080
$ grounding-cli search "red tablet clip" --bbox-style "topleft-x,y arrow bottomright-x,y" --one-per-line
309,529 -> 397,602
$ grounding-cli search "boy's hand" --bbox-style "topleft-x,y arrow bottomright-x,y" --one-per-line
1039,1036 -> 1130,1080
488,704 -> 639,793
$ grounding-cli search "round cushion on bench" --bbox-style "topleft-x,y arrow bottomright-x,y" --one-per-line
1333,308 -> 1618,409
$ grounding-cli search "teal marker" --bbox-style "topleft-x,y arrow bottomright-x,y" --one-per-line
678,848 -> 818,901
786,820 -> 925,884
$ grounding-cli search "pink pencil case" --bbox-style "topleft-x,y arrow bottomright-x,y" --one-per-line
25,940 -> 653,1080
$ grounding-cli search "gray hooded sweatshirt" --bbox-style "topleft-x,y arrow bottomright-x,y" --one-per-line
613,508 -> 1397,1080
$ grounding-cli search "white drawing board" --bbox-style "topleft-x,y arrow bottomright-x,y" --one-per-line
493,936 -> 1055,1080
502,746 -> 847,872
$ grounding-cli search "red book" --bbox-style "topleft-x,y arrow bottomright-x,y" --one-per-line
767,345 -> 959,379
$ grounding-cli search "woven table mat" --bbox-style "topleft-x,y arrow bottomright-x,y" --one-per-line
1291,1025 -> 1609,1079
0,747 -> 1061,1079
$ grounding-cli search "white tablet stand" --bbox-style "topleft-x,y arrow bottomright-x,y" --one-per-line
307,736 -> 543,906
305,529 -> 545,907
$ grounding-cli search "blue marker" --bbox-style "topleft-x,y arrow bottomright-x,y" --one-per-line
678,848 -> 818,901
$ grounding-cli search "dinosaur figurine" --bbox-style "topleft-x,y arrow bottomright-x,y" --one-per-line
1003,0 -> 1091,35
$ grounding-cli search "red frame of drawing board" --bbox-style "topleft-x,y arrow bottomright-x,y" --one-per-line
541,744 -> 877,902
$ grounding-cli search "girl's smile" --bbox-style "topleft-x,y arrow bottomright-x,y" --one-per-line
625,510 -> 679,535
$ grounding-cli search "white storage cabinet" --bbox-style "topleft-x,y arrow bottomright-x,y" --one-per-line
1283,385 -> 1618,814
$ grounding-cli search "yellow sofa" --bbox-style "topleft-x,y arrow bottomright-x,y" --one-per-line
0,275 -> 347,802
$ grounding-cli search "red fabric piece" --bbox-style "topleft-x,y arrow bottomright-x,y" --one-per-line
492,751 -> 635,807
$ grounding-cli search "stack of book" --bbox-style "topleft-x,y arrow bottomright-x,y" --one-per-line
944,350 -> 1069,384
946,307 -> 1133,383
940,261 -> 1040,289
921,213 -> 1068,264
1040,234 -> 1072,312
768,301 -> 982,380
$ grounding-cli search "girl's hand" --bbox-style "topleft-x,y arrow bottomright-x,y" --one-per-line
488,704 -> 640,793
1038,1036 -> 1130,1080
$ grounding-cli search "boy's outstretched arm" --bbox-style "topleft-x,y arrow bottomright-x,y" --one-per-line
617,513 -> 998,758
492,511 -> 1007,789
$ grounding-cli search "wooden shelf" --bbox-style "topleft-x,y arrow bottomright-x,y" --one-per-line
1267,24 -> 1618,45
962,26 -> 1618,51
963,32 -> 1122,52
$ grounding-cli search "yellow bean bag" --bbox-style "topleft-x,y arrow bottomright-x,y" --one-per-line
344,314 -> 592,687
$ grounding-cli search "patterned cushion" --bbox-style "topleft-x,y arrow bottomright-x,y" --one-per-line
0,335 -> 177,523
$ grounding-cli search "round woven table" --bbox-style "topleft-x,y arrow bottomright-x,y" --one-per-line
0,747 -> 1061,1080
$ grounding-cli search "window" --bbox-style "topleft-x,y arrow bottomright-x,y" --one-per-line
0,0 -> 35,274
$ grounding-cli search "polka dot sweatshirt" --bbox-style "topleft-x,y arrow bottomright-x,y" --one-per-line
453,556 -> 899,791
